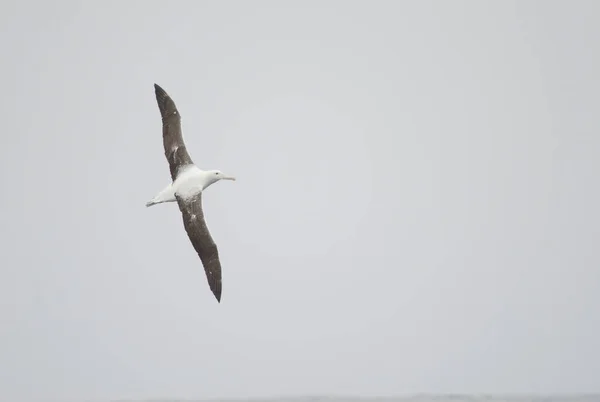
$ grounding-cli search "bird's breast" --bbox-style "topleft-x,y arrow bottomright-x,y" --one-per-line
172,167 -> 206,199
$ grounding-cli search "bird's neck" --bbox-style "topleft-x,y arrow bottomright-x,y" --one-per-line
198,170 -> 217,190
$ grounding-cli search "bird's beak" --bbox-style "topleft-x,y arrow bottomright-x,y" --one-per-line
222,175 -> 236,181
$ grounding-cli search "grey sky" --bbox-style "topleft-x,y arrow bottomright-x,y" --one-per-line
1,1 -> 599,401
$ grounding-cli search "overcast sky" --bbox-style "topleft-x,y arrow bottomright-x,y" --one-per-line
1,1 -> 599,401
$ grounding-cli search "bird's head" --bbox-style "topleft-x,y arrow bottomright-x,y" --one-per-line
203,170 -> 236,189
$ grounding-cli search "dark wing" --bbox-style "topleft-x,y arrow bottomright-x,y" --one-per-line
175,192 -> 223,302
154,83 -> 194,181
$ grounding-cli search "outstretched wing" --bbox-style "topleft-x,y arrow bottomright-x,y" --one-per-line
154,83 -> 194,181
175,192 -> 223,302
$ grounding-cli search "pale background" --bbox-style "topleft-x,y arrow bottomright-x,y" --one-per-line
1,1 -> 599,401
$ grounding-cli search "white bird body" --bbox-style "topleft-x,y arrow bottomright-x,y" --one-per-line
146,166 -> 234,207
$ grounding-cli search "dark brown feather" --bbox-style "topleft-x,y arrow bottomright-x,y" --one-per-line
175,192 -> 223,302
154,83 -> 194,181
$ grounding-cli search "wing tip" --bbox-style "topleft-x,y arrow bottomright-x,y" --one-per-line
153,83 -> 178,119
154,83 -> 168,101
213,287 -> 222,303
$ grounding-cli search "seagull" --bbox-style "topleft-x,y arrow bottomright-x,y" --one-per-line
146,83 -> 236,303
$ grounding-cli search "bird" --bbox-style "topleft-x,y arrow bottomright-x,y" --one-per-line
146,83 -> 236,303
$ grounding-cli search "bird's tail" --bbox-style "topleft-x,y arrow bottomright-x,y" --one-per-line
145,196 -> 176,207
145,184 -> 176,208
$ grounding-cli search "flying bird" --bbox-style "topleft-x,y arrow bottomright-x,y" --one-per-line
146,83 -> 236,303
